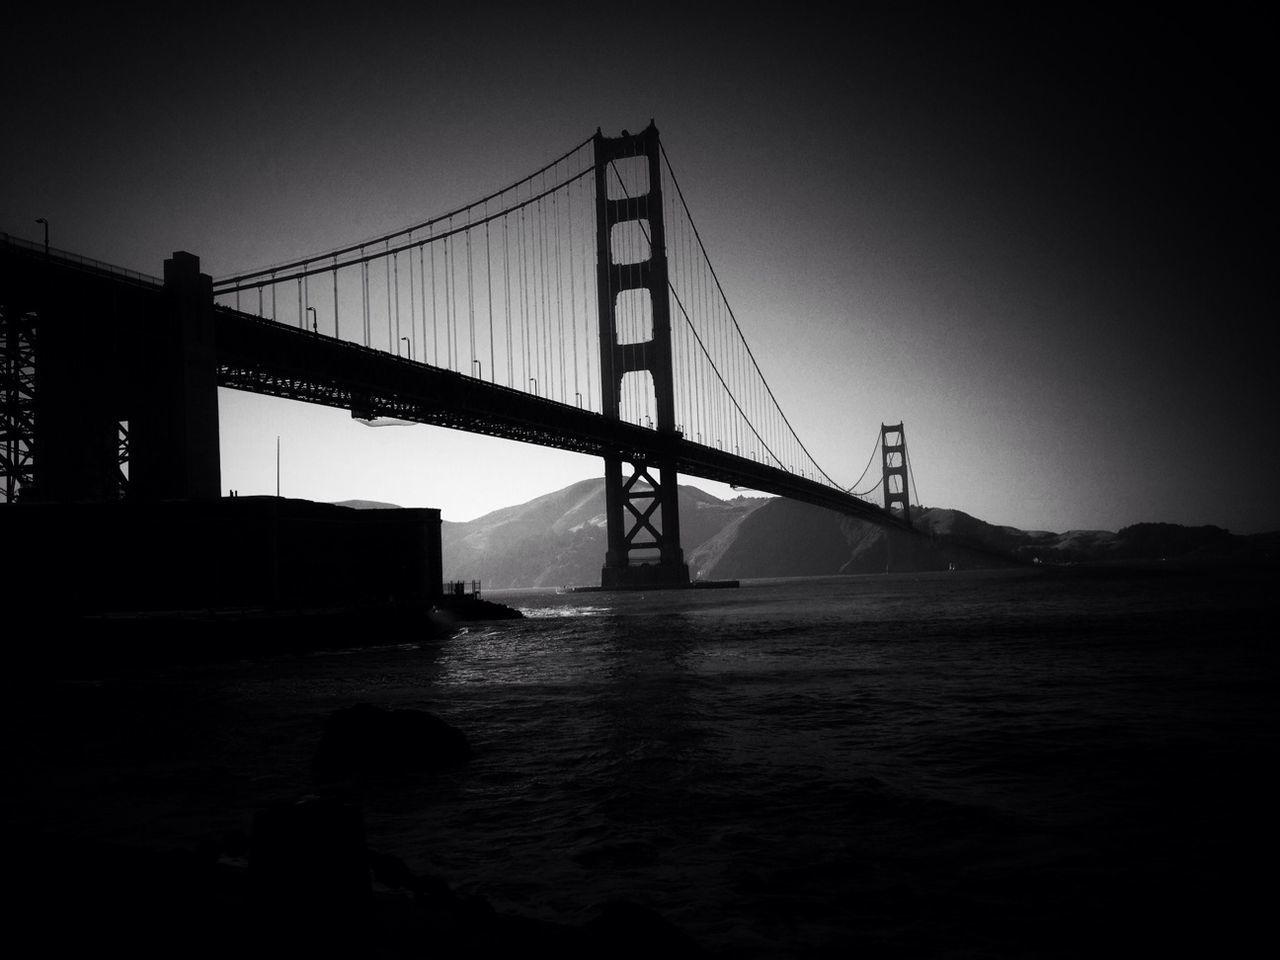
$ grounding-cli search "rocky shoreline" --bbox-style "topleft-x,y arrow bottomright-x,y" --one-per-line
12,826 -> 708,959
10,702 -> 708,958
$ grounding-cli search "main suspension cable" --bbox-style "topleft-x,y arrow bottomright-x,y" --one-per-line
660,141 -> 844,489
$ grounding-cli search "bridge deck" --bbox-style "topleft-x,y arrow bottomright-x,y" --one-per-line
216,307 -> 903,528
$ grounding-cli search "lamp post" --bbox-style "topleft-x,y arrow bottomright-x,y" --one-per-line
34,218 -> 48,255
400,337 -> 412,361
528,377 -> 538,396
473,359 -> 482,380
306,306 -> 317,332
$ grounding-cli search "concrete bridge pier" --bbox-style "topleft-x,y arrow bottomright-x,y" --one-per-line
129,251 -> 221,501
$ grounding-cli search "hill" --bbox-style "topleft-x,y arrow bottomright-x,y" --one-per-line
342,481 -> 1277,588
439,481 -> 1029,587
439,478 -> 768,588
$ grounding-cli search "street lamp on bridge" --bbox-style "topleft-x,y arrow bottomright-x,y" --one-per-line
400,337 -> 413,361
35,218 -> 48,255
473,359 -> 483,380
529,377 -> 538,396
306,306 -> 317,332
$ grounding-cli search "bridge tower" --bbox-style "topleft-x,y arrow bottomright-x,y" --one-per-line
880,422 -> 912,528
594,123 -> 690,588
130,251 -> 222,502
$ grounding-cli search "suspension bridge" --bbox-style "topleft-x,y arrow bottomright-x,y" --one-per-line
1,122 -> 916,590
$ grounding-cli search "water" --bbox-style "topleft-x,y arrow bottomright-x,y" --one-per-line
6,568 -> 1275,956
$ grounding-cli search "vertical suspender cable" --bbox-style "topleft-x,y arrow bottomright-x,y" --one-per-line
519,206 -> 529,388
466,228 -> 475,374
385,240 -> 393,352
538,195 -> 550,399
429,242 -> 438,365
418,245 -> 426,360
485,220 -> 494,382
361,260 -> 368,346
444,234 -> 453,369
604,162 -> 614,420
700,234 -> 710,443
361,254 -> 369,346
584,174 -> 594,412
553,190 -> 565,402
504,215 -> 513,386
567,176 -> 579,404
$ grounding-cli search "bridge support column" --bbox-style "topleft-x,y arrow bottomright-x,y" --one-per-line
129,251 -> 221,500
1,305 -> 37,502
880,422 -> 912,528
5,257 -> 124,503
595,123 -> 689,588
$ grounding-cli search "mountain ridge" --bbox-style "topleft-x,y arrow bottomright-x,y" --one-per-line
340,483 -> 1278,588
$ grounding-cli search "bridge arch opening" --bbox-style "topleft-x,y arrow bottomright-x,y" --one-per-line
614,288 -> 653,345
619,369 -> 658,428
604,155 -> 649,200
610,221 -> 652,266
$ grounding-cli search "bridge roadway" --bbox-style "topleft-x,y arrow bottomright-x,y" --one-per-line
217,307 -> 903,527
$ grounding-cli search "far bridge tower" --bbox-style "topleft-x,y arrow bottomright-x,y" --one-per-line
880,422 -> 912,528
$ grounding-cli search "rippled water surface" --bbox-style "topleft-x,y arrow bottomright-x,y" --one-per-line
7,568 -> 1276,957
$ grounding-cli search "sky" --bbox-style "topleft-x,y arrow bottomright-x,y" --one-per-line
3,4 -> 1275,533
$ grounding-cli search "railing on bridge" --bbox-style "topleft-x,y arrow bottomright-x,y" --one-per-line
0,233 -> 162,288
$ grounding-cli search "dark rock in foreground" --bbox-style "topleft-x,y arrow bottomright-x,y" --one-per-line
314,703 -> 472,781
250,796 -> 372,952
431,594 -> 524,622
10,825 -> 709,959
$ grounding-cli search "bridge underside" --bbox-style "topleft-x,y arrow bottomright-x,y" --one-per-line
217,309 -> 902,530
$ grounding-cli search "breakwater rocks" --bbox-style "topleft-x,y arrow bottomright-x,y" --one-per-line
431,594 -> 524,623
12,802 -> 708,960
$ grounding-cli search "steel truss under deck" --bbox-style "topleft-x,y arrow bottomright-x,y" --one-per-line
1,305 -> 36,503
